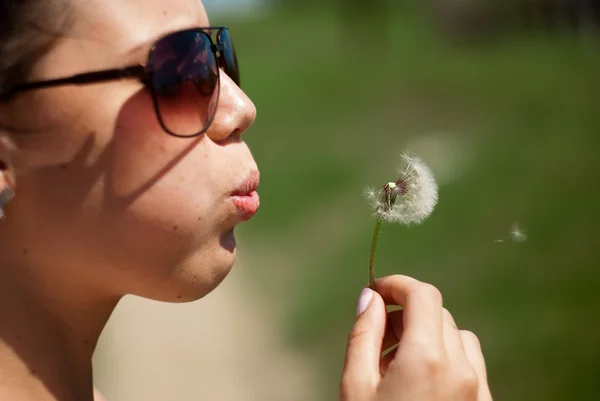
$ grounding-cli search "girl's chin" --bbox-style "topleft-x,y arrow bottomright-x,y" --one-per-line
131,240 -> 238,304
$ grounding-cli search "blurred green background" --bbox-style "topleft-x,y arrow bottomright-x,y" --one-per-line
210,1 -> 600,400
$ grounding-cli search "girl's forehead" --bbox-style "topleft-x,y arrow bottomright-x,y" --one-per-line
44,0 -> 211,70
67,0 -> 210,52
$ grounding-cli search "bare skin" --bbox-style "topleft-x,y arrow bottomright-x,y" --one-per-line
0,1 -> 255,400
0,1 -> 492,400
340,276 -> 493,401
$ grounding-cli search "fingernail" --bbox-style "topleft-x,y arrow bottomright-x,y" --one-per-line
356,288 -> 373,316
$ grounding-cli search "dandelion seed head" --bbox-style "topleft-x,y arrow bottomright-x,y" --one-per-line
365,153 -> 439,225
364,187 -> 385,217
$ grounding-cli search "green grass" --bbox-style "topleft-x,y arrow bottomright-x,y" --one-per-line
221,6 -> 600,401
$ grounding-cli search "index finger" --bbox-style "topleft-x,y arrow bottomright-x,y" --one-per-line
375,275 -> 444,343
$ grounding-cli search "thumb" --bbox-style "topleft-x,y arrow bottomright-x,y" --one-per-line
340,288 -> 386,400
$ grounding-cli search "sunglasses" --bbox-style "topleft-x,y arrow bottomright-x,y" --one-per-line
1,26 -> 240,138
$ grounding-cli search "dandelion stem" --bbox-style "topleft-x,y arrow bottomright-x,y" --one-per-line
369,217 -> 383,290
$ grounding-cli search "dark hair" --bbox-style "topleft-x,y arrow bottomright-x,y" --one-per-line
0,0 -> 71,97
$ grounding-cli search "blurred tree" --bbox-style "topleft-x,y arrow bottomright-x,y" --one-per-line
425,0 -> 600,43
268,0 -> 395,53
340,0 -> 393,52
426,0 -> 498,43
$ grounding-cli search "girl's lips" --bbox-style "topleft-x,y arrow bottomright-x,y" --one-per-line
230,191 -> 260,220
231,170 -> 260,197
229,170 -> 260,220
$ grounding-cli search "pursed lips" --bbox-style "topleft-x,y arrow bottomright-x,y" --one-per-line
229,169 -> 260,219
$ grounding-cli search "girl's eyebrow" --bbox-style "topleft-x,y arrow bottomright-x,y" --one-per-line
121,37 -> 155,64
123,22 -> 217,64
123,29 -> 175,63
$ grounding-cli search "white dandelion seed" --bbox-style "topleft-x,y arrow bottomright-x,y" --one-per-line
510,222 -> 527,242
494,222 -> 528,243
365,153 -> 439,225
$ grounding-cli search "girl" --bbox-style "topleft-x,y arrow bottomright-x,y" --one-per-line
0,1 -> 492,400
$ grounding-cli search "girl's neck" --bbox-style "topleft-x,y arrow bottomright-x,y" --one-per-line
0,267 -> 117,401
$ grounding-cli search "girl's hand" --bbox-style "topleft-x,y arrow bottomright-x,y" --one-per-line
340,275 -> 492,401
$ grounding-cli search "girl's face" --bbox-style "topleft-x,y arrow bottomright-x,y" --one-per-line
0,0 -> 258,302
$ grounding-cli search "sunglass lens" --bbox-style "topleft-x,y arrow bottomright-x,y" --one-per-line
217,28 -> 240,86
149,30 -> 219,137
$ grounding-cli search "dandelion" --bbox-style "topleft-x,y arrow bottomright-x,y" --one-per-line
364,153 -> 439,289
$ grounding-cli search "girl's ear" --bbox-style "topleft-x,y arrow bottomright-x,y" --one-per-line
0,132 -> 17,187
0,133 -> 17,219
